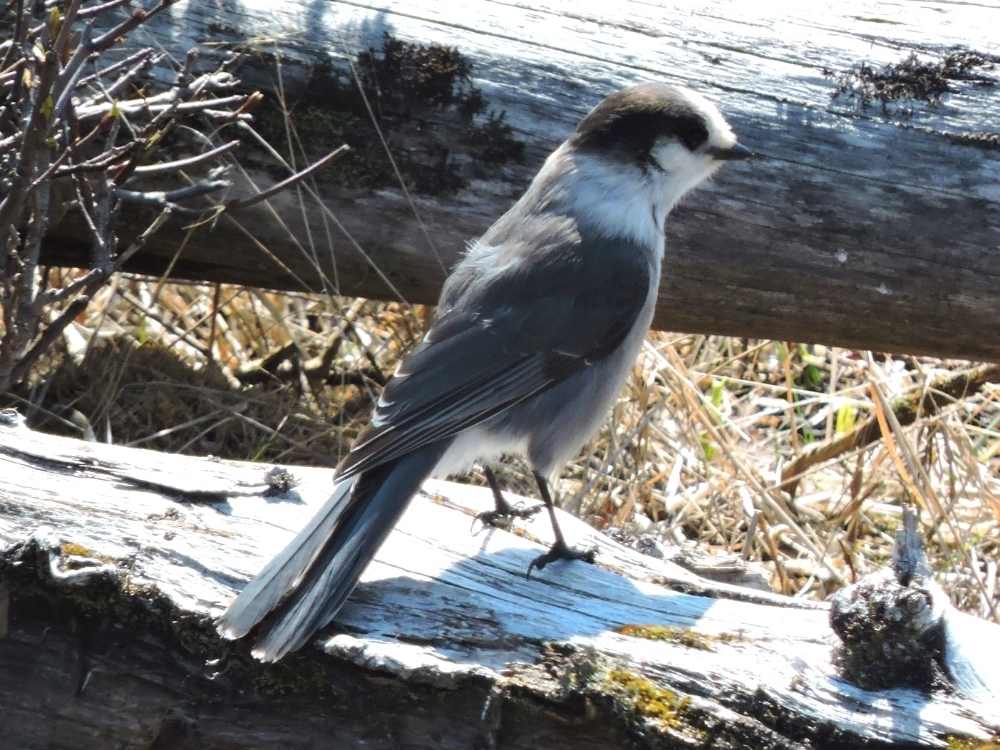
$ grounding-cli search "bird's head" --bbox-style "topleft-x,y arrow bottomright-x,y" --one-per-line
553,82 -> 752,246
571,82 -> 751,193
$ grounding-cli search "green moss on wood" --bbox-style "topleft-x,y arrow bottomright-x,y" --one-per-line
946,738 -> 1000,750
615,623 -> 749,650
606,668 -> 690,728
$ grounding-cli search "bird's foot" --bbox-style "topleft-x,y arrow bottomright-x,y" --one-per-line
473,495 -> 543,532
526,540 -> 597,579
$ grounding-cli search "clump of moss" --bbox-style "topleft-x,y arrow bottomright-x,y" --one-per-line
830,573 -> 950,692
606,669 -> 690,729
254,32 -> 524,196
828,48 -> 997,118
61,541 -> 98,557
355,34 -> 485,120
615,623 -> 750,650
946,738 -> 1000,750
616,624 -> 713,650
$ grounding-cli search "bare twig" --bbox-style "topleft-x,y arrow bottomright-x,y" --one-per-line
89,0 -> 180,52
0,0 -> 259,394
128,140 -> 239,177
75,0 -> 131,19
226,145 -> 349,211
119,175 -> 232,214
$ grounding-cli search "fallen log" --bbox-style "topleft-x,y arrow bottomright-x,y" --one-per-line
36,0 -> 1000,361
1,412 -> 997,748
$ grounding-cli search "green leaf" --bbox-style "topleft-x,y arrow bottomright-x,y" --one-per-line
776,341 -> 788,363
799,343 -> 826,367
48,7 -> 63,35
710,378 -> 724,409
835,404 -> 857,434
40,95 -> 54,120
804,364 -> 823,388
699,433 -> 715,461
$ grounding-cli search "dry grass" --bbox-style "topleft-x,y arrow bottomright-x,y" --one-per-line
5,274 -> 998,620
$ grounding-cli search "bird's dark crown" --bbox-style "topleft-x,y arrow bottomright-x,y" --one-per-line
570,83 -> 713,165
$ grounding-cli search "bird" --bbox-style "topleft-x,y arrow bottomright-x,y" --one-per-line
217,82 -> 753,661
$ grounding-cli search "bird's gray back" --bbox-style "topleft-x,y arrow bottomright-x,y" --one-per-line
473,233 -> 660,478
440,195 -> 662,478
340,141 -> 663,481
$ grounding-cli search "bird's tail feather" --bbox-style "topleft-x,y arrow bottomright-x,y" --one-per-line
217,440 -> 448,662
216,475 -> 357,642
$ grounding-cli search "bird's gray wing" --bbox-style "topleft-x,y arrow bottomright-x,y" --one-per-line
336,230 -> 652,479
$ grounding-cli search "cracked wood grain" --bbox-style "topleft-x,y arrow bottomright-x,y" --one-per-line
1,414 -> 998,748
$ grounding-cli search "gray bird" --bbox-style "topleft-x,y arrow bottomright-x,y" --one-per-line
217,82 -> 753,661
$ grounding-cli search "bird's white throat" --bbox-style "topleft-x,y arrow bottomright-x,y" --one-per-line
532,143 -> 720,253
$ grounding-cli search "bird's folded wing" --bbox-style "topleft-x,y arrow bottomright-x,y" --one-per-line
337,231 -> 652,479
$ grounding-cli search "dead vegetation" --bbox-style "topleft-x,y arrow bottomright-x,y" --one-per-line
828,47 -> 998,117
0,0 -> 260,394
0,0 -> 349,399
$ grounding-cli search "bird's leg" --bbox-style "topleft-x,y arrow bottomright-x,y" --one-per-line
472,465 -> 543,530
526,471 -> 597,578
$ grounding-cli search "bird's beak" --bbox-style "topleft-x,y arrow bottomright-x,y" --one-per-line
708,142 -> 755,161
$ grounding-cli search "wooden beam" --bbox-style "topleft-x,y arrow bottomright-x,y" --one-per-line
38,0 -> 1000,360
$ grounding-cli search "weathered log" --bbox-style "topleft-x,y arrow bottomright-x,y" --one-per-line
1,412 -> 997,748
36,0 -> 1000,361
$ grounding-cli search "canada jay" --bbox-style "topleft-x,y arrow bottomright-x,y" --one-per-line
218,82 -> 753,661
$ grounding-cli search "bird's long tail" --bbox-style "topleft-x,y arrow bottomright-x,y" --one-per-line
217,441 -> 449,661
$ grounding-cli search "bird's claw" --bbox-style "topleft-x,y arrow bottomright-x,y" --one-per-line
472,501 -> 543,532
526,541 -> 597,579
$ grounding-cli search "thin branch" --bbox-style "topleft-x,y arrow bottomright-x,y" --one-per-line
75,94 -> 245,121
75,0 -> 131,19
89,0 -> 181,53
76,48 -> 154,88
5,297 -> 88,387
128,140 -> 239,178
49,21 -> 95,122
36,207 -> 173,308
0,47 -> 60,233
226,145 -> 349,211
118,177 -> 231,213
201,109 -> 253,123
111,207 -> 172,268
87,51 -> 160,103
